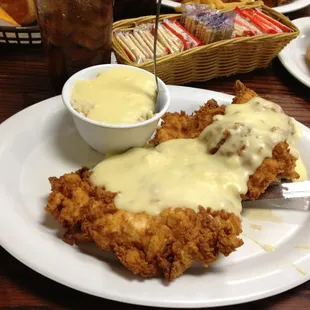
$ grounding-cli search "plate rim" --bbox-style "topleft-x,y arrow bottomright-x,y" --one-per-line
278,17 -> 310,89
0,86 -> 310,308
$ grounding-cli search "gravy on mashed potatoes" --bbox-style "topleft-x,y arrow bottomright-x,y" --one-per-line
71,67 -> 157,125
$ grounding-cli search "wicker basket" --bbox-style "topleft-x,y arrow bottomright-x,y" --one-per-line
0,25 -> 41,45
112,3 -> 299,85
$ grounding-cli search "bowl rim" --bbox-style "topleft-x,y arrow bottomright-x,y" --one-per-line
62,64 -> 170,129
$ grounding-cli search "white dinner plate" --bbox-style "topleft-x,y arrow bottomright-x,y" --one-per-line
278,17 -> 310,88
0,86 -> 310,308
162,0 -> 310,14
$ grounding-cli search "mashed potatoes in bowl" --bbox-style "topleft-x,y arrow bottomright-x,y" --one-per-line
62,64 -> 170,155
71,67 -> 158,125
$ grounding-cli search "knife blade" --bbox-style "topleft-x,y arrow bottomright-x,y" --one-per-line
242,181 -> 310,211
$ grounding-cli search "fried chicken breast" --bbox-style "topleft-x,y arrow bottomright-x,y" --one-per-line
47,168 -> 242,280
46,81 -> 299,280
151,80 -> 299,200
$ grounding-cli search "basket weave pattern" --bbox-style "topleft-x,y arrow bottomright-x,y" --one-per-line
112,5 -> 299,85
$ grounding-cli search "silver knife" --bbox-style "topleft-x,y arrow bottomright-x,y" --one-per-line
242,181 -> 310,211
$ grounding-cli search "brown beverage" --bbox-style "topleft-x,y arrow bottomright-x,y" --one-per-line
35,0 -> 113,94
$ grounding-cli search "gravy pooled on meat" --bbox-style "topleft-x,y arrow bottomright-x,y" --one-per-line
90,97 -> 302,216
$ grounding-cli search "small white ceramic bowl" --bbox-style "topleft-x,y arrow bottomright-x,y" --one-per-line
62,64 -> 170,154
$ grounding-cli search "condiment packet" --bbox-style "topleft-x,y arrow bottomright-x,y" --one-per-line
182,7 -> 236,44
251,8 -> 291,33
114,18 -> 202,64
233,13 -> 263,37
114,31 -> 147,63
235,7 -> 291,34
134,24 -> 169,57
162,19 -> 202,50
150,23 -> 184,54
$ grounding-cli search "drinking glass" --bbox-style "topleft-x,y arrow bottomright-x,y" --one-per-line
35,0 -> 113,94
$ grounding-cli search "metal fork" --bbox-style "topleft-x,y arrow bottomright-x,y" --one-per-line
153,0 -> 162,110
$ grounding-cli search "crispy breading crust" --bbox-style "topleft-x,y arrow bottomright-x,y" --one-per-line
47,168 -> 94,244
150,80 -> 256,146
150,99 -> 225,145
47,168 -> 243,280
150,80 -> 299,200
244,142 -> 299,200
46,80 -> 299,280
232,80 -> 258,105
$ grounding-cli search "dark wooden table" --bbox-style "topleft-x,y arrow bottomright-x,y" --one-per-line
0,2 -> 310,309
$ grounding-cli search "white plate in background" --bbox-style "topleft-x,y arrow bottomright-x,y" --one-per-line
279,17 -> 310,88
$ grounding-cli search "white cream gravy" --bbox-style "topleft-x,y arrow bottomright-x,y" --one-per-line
90,97 -> 303,216
71,67 -> 157,125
